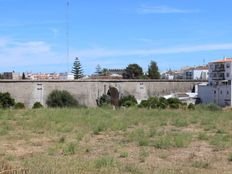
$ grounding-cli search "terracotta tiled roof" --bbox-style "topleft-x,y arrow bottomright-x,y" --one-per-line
212,58 -> 232,63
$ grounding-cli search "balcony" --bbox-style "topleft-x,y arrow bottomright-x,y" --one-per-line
212,67 -> 225,72
212,74 -> 225,80
212,64 -> 225,72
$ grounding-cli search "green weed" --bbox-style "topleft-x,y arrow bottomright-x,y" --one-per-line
94,156 -> 115,169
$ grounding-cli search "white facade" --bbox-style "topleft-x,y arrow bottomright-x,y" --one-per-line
208,61 -> 232,84
198,58 -> 232,107
184,69 -> 208,80
199,83 -> 232,106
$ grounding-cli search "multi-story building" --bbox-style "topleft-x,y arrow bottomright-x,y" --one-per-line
198,58 -> 232,107
183,66 -> 208,80
161,66 -> 208,80
3,72 -> 21,80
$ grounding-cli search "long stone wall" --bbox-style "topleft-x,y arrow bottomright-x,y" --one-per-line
0,80 -> 204,107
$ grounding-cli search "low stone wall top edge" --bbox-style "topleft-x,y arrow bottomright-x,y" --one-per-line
0,79 -> 207,83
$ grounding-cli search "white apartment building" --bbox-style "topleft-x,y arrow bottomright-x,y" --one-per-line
198,58 -> 232,107
183,68 -> 208,80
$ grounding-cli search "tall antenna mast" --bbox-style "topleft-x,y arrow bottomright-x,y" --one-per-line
66,0 -> 70,73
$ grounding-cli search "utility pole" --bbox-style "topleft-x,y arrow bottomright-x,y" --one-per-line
66,0 -> 70,73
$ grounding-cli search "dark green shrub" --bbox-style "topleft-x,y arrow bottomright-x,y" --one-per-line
0,92 -> 15,108
167,98 -> 181,105
32,102 -> 43,109
97,94 -> 111,107
158,97 -> 168,109
167,98 -> 182,109
119,95 -> 137,107
14,102 -> 25,109
147,97 -> 159,109
169,103 -> 179,109
123,100 -> 136,107
188,103 -> 195,110
138,97 -> 168,109
46,90 -> 79,108
138,100 -> 149,108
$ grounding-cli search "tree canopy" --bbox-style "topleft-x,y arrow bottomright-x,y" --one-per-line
72,57 -> 84,79
148,61 -> 160,79
123,64 -> 143,79
95,64 -> 102,75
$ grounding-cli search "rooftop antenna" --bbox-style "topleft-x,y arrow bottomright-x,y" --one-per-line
66,0 -> 70,73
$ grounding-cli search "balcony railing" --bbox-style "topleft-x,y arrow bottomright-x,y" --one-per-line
212,67 -> 225,72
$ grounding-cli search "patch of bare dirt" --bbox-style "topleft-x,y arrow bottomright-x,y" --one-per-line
2,137 -> 53,158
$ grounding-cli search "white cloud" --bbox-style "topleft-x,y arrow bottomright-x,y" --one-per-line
0,38 -> 64,68
1,37 -> 232,73
77,43 -> 232,58
0,38 -> 9,47
137,5 -> 199,14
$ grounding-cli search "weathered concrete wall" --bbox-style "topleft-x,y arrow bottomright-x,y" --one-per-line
0,80 -> 204,107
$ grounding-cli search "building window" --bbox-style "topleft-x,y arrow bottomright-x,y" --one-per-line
227,73 -> 230,77
227,91 -> 230,95
220,91 -> 222,95
226,63 -> 230,68
214,90 -> 216,94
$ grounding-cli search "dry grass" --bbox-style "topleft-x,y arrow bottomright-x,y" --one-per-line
0,107 -> 232,173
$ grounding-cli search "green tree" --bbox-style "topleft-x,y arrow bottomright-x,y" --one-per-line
148,61 -> 160,79
95,64 -> 102,75
22,72 -> 26,79
72,57 -> 84,79
101,68 -> 110,76
123,64 -> 143,79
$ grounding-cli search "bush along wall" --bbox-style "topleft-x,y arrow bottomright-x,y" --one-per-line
0,92 -> 15,108
32,102 -> 43,109
138,97 -> 184,109
96,94 -> 111,107
119,95 -> 137,107
46,90 -> 79,108
14,102 -> 25,109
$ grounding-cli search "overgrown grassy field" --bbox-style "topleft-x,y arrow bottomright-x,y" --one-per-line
0,107 -> 232,174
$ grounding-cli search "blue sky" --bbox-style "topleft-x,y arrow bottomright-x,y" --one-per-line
1,0 -> 232,74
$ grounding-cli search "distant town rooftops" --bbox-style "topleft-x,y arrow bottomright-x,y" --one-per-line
184,65 -> 208,71
211,58 -> 232,63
